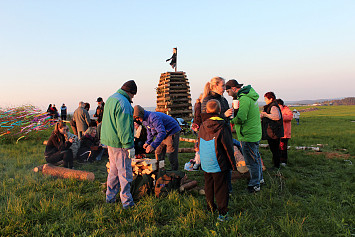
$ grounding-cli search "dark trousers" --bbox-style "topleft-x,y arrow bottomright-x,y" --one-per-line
46,150 -> 73,168
155,132 -> 180,170
268,138 -> 281,168
61,115 -> 67,120
280,138 -> 289,164
204,171 -> 229,215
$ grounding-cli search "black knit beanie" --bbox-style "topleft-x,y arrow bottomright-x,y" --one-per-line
121,80 -> 137,95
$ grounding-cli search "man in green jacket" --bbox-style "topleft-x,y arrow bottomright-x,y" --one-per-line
101,80 -> 137,208
226,79 -> 263,193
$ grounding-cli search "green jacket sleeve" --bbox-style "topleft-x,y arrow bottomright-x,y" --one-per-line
232,96 -> 250,125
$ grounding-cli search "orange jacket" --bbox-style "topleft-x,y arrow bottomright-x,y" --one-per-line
280,105 -> 293,138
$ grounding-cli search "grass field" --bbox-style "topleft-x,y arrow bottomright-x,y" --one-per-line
1,105 -> 354,236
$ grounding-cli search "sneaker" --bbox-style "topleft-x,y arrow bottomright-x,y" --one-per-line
217,213 -> 231,222
260,179 -> 265,185
192,163 -> 200,170
281,163 -> 287,167
247,185 -> 260,193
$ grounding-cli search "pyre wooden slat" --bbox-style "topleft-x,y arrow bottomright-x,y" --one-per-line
156,72 -> 193,120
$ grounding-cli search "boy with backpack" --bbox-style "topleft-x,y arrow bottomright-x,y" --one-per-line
198,99 -> 237,222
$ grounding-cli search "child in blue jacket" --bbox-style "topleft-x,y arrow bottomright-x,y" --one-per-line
198,99 -> 237,221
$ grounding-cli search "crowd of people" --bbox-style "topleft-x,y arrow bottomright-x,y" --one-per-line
44,77 -> 299,221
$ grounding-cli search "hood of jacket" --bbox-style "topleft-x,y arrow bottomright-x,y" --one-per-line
117,89 -> 133,103
237,85 -> 259,101
202,113 -> 225,134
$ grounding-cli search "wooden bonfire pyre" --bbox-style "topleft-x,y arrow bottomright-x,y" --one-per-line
156,72 -> 193,120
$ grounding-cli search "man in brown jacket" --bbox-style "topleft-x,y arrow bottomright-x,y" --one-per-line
73,101 -> 91,139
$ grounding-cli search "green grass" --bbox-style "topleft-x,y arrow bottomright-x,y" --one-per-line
1,105 -> 354,236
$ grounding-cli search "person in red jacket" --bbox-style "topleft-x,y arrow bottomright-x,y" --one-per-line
276,99 -> 293,166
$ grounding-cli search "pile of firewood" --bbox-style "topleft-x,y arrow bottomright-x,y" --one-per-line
131,159 -> 165,175
106,158 -> 165,176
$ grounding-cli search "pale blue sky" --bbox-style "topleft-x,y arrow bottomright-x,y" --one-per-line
1,1 -> 354,111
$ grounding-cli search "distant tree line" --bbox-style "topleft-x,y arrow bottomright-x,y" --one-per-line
319,97 -> 355,106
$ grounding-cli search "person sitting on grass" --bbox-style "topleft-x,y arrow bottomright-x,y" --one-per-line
77,127 -> 103,162
44,121 -> 74,169
198,99 -> 237,222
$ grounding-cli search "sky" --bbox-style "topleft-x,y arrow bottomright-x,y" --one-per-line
1,0 -> 354,112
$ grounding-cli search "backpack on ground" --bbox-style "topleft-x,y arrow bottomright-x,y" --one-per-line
130,174 -> 154,201
155,169 -> 186,198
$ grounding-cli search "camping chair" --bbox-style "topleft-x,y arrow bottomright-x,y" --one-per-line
176,118 -> 191,135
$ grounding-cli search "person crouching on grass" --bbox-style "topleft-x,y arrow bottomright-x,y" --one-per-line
198,99 -> 237,222
44,121 -> 74,169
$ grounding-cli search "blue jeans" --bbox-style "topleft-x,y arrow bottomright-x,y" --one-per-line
241,141 -> 263,187
232,139 -> 242,152
106,147 -> 134,208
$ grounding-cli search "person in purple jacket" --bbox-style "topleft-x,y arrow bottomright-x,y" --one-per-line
133,105 -> 181,170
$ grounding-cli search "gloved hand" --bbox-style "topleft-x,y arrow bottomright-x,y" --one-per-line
128,148 -> 135,159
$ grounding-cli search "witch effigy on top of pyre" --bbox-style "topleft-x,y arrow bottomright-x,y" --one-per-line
156,49 -> 193,121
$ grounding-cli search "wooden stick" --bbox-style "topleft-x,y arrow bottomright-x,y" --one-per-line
42,163 -> 95,181
259,144 -> 321,151
179,137 -> 197,143
179,180 -> 198,192
33,160 -> 64,172
178,148 -> 195,153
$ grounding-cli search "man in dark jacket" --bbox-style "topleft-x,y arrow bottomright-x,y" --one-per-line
198,99 -> 236,221
133,105 -> 181,170
94,97 -> 105,124
94,97 -> 105,140
60,104 -> 67,120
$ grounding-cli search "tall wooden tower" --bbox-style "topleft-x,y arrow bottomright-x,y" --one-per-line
156,71 -> 193,120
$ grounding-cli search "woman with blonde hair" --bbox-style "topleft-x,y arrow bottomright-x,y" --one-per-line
200,77 -> 233,122
200,77 -> 234,195
44,121 -> 74,168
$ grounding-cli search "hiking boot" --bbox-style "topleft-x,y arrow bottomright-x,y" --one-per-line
217,213 -> 231,222
247,185 -> 260,193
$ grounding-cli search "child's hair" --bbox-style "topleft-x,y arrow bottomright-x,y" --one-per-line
264,92 -> 276,101
206,99 -> 221,114
202,77 -> 225,101
276,98 -> 284,106
53,121 -> 66,134
84,127 -> 96,137
84,102 -> 90,111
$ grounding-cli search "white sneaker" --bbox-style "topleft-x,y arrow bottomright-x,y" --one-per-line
281,163 -> 287,167
192,163 -> 200,170
260,179 -> 265,185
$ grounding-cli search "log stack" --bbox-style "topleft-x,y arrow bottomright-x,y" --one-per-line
106,159 -> 165,176
131,159 -> 165,175
156,72 -> 193,120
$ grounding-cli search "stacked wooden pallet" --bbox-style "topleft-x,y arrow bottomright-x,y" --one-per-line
156,71 -> 193,120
